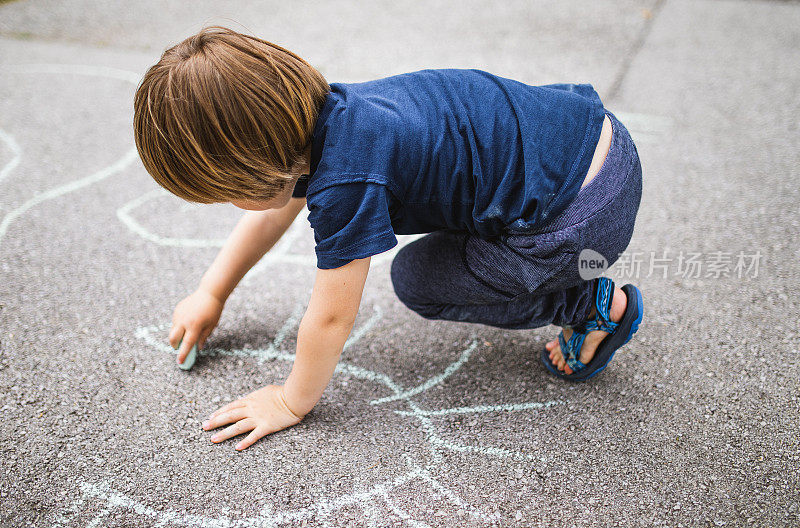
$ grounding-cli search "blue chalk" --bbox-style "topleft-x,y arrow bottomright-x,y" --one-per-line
176,339 -> 198,371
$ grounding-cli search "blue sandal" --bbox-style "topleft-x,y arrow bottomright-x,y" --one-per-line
541,276 -> 643,382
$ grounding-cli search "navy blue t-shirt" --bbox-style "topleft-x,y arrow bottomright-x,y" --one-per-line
292,68 -> 606,269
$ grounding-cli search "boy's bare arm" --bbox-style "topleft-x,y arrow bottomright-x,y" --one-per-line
283,257 -> 371,416
202,257 -> 371,450
199,197 -> 307,303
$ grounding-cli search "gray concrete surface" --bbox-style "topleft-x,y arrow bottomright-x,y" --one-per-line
0,0 -> 798,526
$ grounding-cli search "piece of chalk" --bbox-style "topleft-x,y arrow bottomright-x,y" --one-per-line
176,339 -> 198,371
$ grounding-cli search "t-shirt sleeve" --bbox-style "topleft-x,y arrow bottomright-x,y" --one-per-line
306,181 -> 398,269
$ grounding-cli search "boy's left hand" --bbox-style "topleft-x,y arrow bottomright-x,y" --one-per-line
202,384 -> 304,451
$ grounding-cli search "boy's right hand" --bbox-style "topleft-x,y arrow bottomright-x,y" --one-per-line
168,289 -> 225,365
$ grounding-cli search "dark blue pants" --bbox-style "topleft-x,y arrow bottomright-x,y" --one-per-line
390,111 -> 642,329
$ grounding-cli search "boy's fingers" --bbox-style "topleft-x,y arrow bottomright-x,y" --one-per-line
235,426 -> 268,451
209,400 -> 245,419
198,327 -> 213,350
210,418 -> 255,443
168,325 -> 185,350
177,330 -> 199,363
203,407 -> 248,430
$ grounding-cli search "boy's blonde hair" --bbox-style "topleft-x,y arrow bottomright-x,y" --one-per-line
133,26 -> 329,203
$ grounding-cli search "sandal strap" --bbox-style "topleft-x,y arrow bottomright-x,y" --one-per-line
555,277 -> 620,374
575,276 -> 619,334
558,329 -> 588,372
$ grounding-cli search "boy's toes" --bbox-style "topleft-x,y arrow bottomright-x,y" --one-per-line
546,340 -> 562,363
545,339 -> 576,374
555,356 -> 566,371
548,347 -> 559,363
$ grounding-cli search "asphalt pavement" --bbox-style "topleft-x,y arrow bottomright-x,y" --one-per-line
0,0 -> 798,526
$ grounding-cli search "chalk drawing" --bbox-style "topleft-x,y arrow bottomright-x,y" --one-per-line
116,188 -> 230,248
5,63 -> 141,84
0,63 -> 142,252
56,461 -> 490,528
115,186 -> 424,271
0,127 -> 22,185
614,111 -> 674,144
0,147 -> 138,251
52,305 -> 560,526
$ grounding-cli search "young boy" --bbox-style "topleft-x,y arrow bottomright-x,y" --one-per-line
133,26 -> 644,451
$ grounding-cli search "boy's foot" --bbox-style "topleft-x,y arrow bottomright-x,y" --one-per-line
544,286 -> 628,375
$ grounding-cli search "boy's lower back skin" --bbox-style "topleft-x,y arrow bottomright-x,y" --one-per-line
133,26 -> 644,451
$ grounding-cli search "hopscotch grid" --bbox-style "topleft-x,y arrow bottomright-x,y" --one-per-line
71,304 -> 558,526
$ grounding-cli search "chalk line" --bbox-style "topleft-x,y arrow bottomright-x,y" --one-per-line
0,63 -> 143,253
380,490 -> 432,528
395,400 -> 563,417
0,147 -> 139,251
67,462 -> 499,528
68,468 -> 426,527
0,127 -> 22,185
417,468 -> 499,522
117,186 -> 424,269
116,188 -> 228,248
112,304 -> 557,526
5,63 -> 141,85
370,341 -> 479,405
